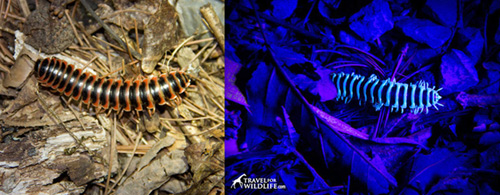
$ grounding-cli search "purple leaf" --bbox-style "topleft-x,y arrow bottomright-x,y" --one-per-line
310,105 -> 369,140
282,106 -> 299,147
293,67 -> 337,102
225,58 -> 249,107
313,68 -> 337,102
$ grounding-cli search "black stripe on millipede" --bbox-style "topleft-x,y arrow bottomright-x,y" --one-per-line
81,76 -> 95,101
52,61 -> 66,87
129,82 -> 138,110
108,81 -> 118,109
57,63 -> 73,90
45,60 -> 60,84
38,59 -> 50,79
160,76 -> 173,99
168,74 -> 180,94
118,82 -> 128,110
98,79 -> 110,105
149,80 -> 160,105
139,81 -> 149,109
65,69 -> 80,94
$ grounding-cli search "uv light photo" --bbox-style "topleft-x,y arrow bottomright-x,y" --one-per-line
225,0 -> 500,194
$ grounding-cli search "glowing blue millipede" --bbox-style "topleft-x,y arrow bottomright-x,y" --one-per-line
331,72 -> 443,114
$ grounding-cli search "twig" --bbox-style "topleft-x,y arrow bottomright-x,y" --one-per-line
188,40 -> 213,65
3,0 -> 10,18
18,0 -> 30,17
200,3 -> 224,52
199,42 -> 218,65
110,132 -> 143,191
104,113 -> 117,195
0,26 -> 15,34
163,36 -> 195,69
185,37 -> 215,46
0,11 -> 26,22
64,10 -> 84,47
100,9 -> 152,20
61,98 -> 88,133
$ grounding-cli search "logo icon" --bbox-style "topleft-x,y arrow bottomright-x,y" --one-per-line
231,173 -> 247,189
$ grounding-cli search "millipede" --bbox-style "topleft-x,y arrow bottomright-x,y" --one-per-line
331,72 -> 443,114
34,57 -> 192,113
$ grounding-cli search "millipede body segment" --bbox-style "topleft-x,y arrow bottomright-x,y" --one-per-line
34,57 -> 192,112
331,72 -> 443,114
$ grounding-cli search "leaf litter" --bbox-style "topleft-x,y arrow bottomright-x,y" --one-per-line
0,0 -> 224,194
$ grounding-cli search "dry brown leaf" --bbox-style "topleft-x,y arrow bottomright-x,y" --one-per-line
141,1 -> 179,73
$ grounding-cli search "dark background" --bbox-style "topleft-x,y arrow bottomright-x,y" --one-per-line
225,0 -> 500,194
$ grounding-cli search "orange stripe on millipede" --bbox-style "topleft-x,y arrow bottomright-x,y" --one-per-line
82,75 -> 97,104
71,72 -> 85,100
102,79 -> 114,109
48,59 -> 64,87
152,77 -> 167,105
64,66 -> 80,96
112,80 -> 122,111
143,78 -> 155,109
134,80 -> 143,111
41,58 -> 58,84
55,60 -> 69,92
92,78 -> 106,107
123,80 -> 132,111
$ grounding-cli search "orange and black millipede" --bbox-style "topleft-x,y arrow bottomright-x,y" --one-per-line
34,57 -> 192,113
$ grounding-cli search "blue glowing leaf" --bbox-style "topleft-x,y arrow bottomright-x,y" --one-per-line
349,0 -> 394,41
424,0 -> 458,27
396,18 -> 452,48
271,0 -> 297,19
440,49 -> 479,95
